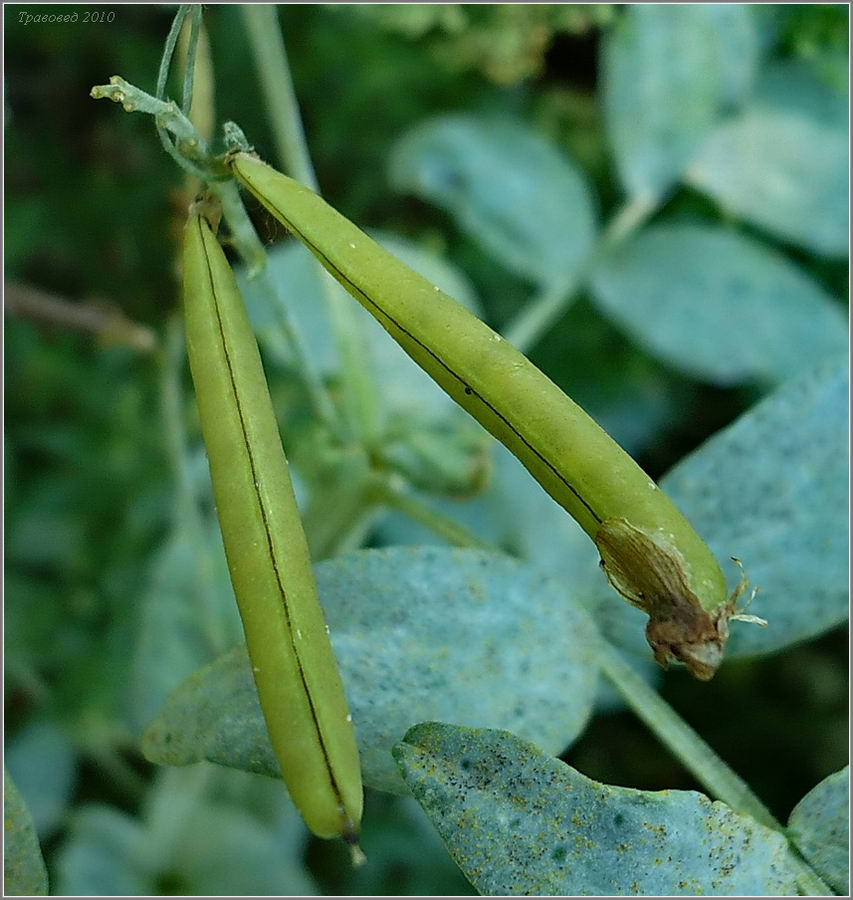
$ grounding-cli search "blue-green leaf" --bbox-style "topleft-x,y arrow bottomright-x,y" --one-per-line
390,115 -> 596,288
128,519 -> 241,735
687,63 -> 848,257
374,443 -> 660,706
589,224 -> 847,385
788,766 -> 849,895
5,718 -> 76,838
54,806 -> 150,897
54,766 -> 317,897
143,547 -> 598,794
3,770 -> 48,896
603,5 -> 757,199
662,357 -> 848,658
394,723 -> 802,896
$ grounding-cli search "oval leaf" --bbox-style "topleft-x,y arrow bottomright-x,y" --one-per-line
394,722 -> 802,896
788,766 -> 849,895
5,718 -> 77,839
375,443 -> 661,706
143,547 -> 598,794
661,357 -> 848,658
390,115 -> 596,288
3,769 -> 49,896
603,5 -> 743,199
54,806 -> 150,897
688,66 -> 849,257
590,224 -> 847,385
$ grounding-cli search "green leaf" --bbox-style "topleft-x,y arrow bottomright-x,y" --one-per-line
5,717 -> 77,838
128,519 -> 241,735
754,60 -> 849,129
661,357 -> 848,658
374,442 -> 661,706
172,805 -> 317,895
394,723 -> 802,896
336,795 -> 475,896
54,806 -> 150,896
788,766 -> 849,895
589,224 -> 847,385
390,115 -> 596,288
687,63 -> 849,257
603,5 -> 757,199
3,770 -> 48,896
54,766 -> 317,897
143,547 -> 598,794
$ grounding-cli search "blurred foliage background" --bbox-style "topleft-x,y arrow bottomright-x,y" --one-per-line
4,4 -> 848,896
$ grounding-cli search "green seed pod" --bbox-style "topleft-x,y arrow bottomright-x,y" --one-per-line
182,204 -> 363,840
228,152 -> 751,681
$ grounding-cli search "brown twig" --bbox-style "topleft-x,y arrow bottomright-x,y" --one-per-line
4,282 -> 157,352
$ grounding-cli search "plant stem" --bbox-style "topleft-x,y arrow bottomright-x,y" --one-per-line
241,5 -> 381,447
503,277 -> 579,355
502,192 -> 659,353
90,75 -> 346,451
594,638 -> 780,830
5,282 -> 156,352
373,477 -> 493,550
302,472 -> 377,561
239,5 -> 317,192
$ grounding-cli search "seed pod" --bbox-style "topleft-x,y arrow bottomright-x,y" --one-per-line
228,153 -> 756,680
182,204 -> 363,839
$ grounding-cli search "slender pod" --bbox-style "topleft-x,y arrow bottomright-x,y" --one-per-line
229,153 -> 760,680
181,203 -> 363,842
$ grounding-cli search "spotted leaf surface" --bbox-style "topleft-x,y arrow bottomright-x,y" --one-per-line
394,723 -> 802,896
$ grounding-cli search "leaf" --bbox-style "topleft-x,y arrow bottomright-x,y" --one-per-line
661,357 -> 848,658
3,770 -> 48,896
589,224 -> 847,385
603,5 -> 757,199
390,115 -> 596,288
5,717 -> 77,838
788,766 -> 849,895
174,804 -> 317,896
334,795 -> 475,896
754,59 -> 849,129
54,806 -> 150,896
143,547 -> 599,794
54,766 -> 317,897
374,442 -> 661,707
128,518 -> 241,735
394,723 -> 802,896
687,63 -> 849,257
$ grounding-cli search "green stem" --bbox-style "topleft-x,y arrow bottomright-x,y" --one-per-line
502,192 -> 659,353
241,5 -> 381,447
90,74 -> 345,448
239,5 -> 318,191
180,5 -> 203,117
595,642 -> 834,892
91,76 -> 218,181
301,471 -> 376,561
595,638 -> 780,830
503,277 -> 579,355
374,477 -> 492,550
598,191 -> 659,252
